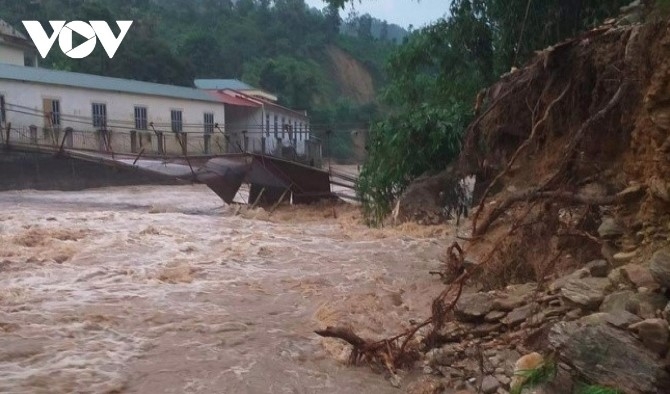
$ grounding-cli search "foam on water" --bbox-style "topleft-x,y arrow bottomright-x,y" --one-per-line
0,185 -> 449,393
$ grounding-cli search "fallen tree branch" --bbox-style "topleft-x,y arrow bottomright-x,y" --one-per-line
315,326 -> 367,349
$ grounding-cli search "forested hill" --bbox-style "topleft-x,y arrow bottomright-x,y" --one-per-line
0,0 -> 405,140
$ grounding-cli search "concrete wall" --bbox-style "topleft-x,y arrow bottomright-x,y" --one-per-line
0,150 -> 181,191
224,105 -> 311,156
0,80 -> 226,156
0,44 -> 25,66
262,107 -> 310,156
225,105 -> 266,153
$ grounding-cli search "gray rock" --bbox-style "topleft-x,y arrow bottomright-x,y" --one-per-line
626,292 -> 668,319
565,308 -> 583,320
481,375 -> 501,394
649,248 -> 670,288
629,318 -> 670,357
585,259 -> 609,277
601,290 -> 635,313
492,295 -> 525,312
598,217 -> 625,238
663,302 -> 670,325
560,277 -> 612,310
578,311 -> 641,328
608,266 -> 633,290
501,303 -> 537,326
455,293 -> 495,321
613,250 -> 638,264
485,310 -> 508,322
549,320 -> 670,393
606,310 -> 643,328
472,323 -> 502,338
619,263 -> 659,290
496,374 -> 511,386
549,269 -> 589,293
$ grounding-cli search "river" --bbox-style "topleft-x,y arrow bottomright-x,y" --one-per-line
0,185 -> 451,393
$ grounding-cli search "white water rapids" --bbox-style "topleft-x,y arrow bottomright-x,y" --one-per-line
0,185 -> 451,393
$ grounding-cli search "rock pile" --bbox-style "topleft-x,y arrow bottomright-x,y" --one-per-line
414,246 -> 670,394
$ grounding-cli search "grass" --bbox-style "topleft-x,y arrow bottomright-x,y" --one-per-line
577,384 -> 623,394
510,361 -> 557,394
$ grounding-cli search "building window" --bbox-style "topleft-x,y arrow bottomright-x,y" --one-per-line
51,100 -> 61,127
171,110 -> 183,132
134,106 -> 148,130
204,112 -> 214,134
92,103 -> 107,129
273,115 -> 278,137
265,114 -> 270,137
0,95 -> 5,124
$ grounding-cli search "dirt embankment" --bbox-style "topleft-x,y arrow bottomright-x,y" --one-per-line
326,45 -> 376,104
323,9 -> 670,394
396,11 -> 670,289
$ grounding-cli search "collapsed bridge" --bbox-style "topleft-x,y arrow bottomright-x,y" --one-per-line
0,128 -> 357,206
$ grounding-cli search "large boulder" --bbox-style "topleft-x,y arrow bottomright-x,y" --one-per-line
560,277 -> 612,310
598,217 -> 625,238
619,263 -> 659,290
549,320 -> 670,393
649,248 -> 670,288
600,290 -> 635,313
629,318 -> 670,357
626,292 -> 668,319
455,293 -> 495,322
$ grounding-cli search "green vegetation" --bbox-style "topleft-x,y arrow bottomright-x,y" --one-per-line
510,361 -> 556,394
577,384 -> 624,394
323,0 -> 631,225
0,0 -> 406,156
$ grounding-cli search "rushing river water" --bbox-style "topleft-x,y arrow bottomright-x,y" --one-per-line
0,185 -> 451,394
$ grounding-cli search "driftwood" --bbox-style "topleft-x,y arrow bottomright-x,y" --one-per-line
315,327 -> 367,348
315,242 -> 469,378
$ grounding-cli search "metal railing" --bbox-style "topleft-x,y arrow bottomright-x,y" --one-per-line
0,124 -> 323,167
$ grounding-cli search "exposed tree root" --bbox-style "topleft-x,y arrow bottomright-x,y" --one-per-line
473,83 -> 571,233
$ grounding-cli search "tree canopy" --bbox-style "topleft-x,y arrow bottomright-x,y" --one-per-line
346,0 -> 631,224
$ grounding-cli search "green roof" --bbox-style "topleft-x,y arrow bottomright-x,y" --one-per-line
194,79 -> 254,90
0,63 -> 220,103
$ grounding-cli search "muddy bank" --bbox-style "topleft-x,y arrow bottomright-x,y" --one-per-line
0,185 -> 452,393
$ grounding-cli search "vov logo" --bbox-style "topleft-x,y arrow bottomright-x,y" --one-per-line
22,21 -> 133,59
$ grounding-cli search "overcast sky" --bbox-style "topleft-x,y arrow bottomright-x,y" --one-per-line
304,0 -> 448,29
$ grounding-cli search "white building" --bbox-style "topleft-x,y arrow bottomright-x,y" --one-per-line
0,19 -> 38,67
0,20 -> 314,161
195,79 -> 312,157
0,63 -> 227,155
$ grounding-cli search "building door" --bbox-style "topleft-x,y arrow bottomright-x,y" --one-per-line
43,98 -> 61,144
204,112 -> 214,154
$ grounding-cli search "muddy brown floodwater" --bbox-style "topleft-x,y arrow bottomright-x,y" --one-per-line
0,185 -> 452,394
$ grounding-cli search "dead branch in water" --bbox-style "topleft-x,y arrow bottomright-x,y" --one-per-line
315,241 -> 469,376
315,327 -> 367,348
